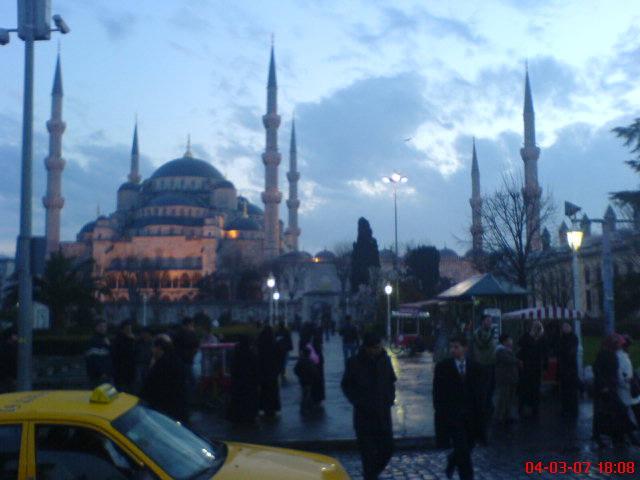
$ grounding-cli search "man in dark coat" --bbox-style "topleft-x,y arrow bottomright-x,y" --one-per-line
141,334 -> 190,426
111,319 -> 136,393
85,320 -> 114,388
556,321 -> 579,417
341,332 -> 396,480
433,334 -> 485,480
517,320 -> 548,416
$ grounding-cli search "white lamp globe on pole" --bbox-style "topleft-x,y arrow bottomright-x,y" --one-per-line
384,283 -> 393,340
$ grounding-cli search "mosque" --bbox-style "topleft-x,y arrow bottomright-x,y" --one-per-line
45,47 -> 304,304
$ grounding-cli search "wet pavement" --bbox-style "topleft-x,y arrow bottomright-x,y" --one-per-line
191,332 -> 640,478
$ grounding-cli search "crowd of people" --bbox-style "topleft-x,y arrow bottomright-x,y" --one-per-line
2,312 -> 640,480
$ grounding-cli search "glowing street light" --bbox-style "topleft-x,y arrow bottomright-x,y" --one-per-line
273,290 -> 280,322
266,274 -> 276,324
384,283 -> 393,340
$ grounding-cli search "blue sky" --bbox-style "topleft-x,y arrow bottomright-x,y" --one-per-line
1,0 -> 639,257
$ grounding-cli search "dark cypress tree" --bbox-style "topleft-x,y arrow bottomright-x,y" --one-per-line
350,217 -> 380,293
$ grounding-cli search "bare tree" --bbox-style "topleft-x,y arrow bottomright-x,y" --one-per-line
481,174 -> 556,289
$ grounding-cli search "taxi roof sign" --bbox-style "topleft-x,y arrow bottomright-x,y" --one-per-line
90,384 -> 119,403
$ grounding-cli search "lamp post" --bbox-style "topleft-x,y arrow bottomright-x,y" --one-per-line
565,202 -> 630,335
382,172 -> 407,305
566,228 -> 584,379
1,1 -> 70,391
267,274 -> 276,324
384,283 -> 392,340
273,291 -> 280,323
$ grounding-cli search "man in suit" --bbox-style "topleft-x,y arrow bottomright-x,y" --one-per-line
433,334 -> 485,480
342,332 -> 397,480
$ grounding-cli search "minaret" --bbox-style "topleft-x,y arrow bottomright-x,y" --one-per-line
261,45 -> 282,259
285,119 -> 301,251
43,54 -> 66,254
128,122 -> 141,184
520,66 -> 542,251
469,138 -> 483,252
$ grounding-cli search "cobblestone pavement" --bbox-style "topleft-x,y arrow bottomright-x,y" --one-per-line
327,441 -> 640,480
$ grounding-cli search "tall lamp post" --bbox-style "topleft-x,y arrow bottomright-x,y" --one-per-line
273,291 -> 280,323
384,283 -> 392,340
267,274 -> 276,324
566,227 -> 584,378
565,201 -> 630,335
382,172 -> 407,304
1,1 -> 70,391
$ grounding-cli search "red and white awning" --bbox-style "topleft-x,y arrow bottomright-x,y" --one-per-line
501,306 -> 586,321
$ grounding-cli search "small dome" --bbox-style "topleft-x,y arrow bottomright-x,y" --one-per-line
150,154 -> 224,180
225,217 -> 261,231
78,220 -> 96,235
214,180 -> 235,189
147,193 -> 200,208
440,247 -> 459,259
238,196 -> 264,215
314,250 -> 336,261
279,251 -> 313,263
118,182 -> 138,192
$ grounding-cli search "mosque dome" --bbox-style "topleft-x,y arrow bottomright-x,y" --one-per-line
213,180 -> 235,189
314,249 -> 336,262
78,220 -> 97,236
150,151 -> 224,180
439,247 -> 459,259
118,182 -> 138,192
237,196 -> 264,215
147,193 -> 200,207
225,217 -> 261,231
279,251 -> 313,263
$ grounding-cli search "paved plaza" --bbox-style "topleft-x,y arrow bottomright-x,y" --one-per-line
191,332 -> 640,479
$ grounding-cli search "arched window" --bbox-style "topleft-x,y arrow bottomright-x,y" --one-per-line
180,273 -> 190,288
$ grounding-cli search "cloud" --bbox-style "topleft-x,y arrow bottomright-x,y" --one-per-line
97,10 -> 137,42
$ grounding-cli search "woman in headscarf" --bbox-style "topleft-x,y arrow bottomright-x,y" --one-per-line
592,333 -> 635,445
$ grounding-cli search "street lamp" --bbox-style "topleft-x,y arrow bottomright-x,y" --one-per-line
1,1 -> 70,391
566,226 -> 584,379
267,274 -> 276,324
384,283 -> 392,340
273,290 -> 280,323
382,172 -> 407,306
565,201 -> 629,335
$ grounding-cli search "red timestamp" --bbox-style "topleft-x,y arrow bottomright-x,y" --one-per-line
525,461 -> 636,474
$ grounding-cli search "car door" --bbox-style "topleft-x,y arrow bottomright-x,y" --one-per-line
30,422 -> 160,480
0,423 -> 24,480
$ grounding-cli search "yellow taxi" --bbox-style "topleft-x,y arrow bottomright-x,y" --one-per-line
0,385 -> 352,479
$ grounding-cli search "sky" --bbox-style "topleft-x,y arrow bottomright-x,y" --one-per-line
1,0 -> 640,258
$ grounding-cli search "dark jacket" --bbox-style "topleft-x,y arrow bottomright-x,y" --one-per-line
556,332 -> 578,381
141,352 -> 190,424
111,332 -> 136,391
341,348 -> 396,432
433,357 -> 485,448
294,357 -> 317,387
85,333 -> 114,386
495,344 -> 519,385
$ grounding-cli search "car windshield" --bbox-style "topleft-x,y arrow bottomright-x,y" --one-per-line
113,406 -> 226,480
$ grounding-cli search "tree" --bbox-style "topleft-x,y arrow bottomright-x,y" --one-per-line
36,253 -> 102,331
403,245 -> 441,299
350,217 -> 380,293
612,118 -> 640,214
481,174 -> 555,289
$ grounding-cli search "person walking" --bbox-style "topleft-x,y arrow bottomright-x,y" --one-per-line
473,315 -> 496,417
556,321 -> 579,417
227,335 -> 260,424
517,320 -> 548,416
111,319 -> 136,393
592,333 -> 635,446
140,334 -> 190,426
256,325 -> 282,417
339,315 -> 360,365
294,345 -> 318,413
616,334 -> 640,443
494,333 -> 520,423
433,334 -> 485,480
85,320 -> 114,388
274,321 -> 293,379
341,332 -> 396,480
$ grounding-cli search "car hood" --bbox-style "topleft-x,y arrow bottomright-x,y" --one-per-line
215,441 -> 351,480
